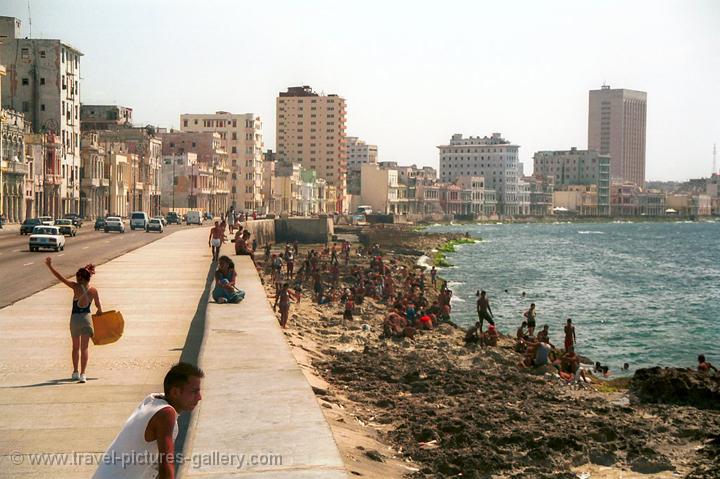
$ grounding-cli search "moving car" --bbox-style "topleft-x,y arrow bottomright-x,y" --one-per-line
145,218 -> 164,233
152,216 -> 167,226
63,213 -> 83,228
29,225 -> 65,252
104,216 -> 125,233
20,218 -> 43,235
54,218 -> 78,237
165,212 -> 181,225
38,216 -> 54,226
185,211 -> 202,225
94,217 -> 107,230
130,211 -> 149,230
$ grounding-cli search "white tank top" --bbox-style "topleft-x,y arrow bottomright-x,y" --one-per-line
92,394 -> 178,479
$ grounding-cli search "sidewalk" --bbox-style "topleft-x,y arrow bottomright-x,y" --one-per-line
0,227 -> 214,478
0,223 -> 21,235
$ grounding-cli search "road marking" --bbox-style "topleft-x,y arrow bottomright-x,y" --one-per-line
58,253 -> 65,257
82,246 -> 89,249
23,262 -> 34,266
13,249 -> 20,252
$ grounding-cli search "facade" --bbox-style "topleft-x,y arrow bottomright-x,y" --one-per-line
455,176 -> 485,216
360,162 -> 401,215
180,112 -> 263,212
107,151 -> 128,217
666,194 -> 712,217
533,147 -> 610,215
588,85 -> 647,186
159,130 -> 230,215
276,86 -> 348,212
79,131 -> 109,218
1,108 -> 32,222
26,132 -> 62,218
262,150 -> 276,214
80,105 -> 132,131
438,133 -> 521,215
554,185 -> 599,215
160,152 -> 198,210
523,175 -> 554,216
346,136 -> 377,196
273,161 -> 302,215
0,16 -> 82,216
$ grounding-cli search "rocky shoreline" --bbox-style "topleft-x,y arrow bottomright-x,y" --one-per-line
261,225 -> 720,478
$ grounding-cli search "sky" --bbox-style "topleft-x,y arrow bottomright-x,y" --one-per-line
3,0 -> 719,181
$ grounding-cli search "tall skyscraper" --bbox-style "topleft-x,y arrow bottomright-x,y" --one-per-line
276,86 -> 347,212
588,85 -> 647,186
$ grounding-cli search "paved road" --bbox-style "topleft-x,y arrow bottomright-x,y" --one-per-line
0,223 -> 207,309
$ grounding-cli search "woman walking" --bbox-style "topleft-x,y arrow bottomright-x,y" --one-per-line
45,257 -> 102,383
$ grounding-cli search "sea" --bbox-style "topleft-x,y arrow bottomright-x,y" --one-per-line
425,221 -> 720,375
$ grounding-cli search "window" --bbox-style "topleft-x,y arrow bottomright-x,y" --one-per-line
232,132 -> 237,140
41,104 -> 45,111
40,77 -> 45,85
40,50 -> 46,58
231,147 -> 237,154
62,49 -> 65,62
22,101 -> 29,112
22,77 -> 30,85
21,48 -> 29,59
192,142 -> 196,147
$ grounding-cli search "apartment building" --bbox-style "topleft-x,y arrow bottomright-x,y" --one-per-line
533,148 -> 610,215
80,105 -> 133,131
79,131 -> 109,218
438,133 -> 521,215
276,86 -> 348,212
180,112 -> 263,212
588,85 -> 647,186
1,16 -> 82,215
1,108 -> 32,222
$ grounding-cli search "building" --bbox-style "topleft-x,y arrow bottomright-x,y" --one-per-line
0,16 -> 83,215
262,150 -> 276,214
438,133 -> 521,215
708,174 -> 719,215
346,136 -> 377,196
160,152 -> 199,210
523,174 -> 554,216
159,130 -> 230,215
180,112 -> 263,212
1,108 -> 31,222
276,86 -> 348,212
554,185 -> 599,215
360,162 -> 400,215
79,131 -> 109,219
666,194 -> 712,217
26,131 -> 62,218
533,148 -> 610,215
273,161 -> 302,215
455,176 -> 485,216
588,85 -> 647,186
80,105 -> 133,131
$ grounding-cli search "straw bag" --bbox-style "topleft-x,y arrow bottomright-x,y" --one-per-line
91,310 -> 125,345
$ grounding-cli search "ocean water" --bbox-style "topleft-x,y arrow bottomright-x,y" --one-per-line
426,221 -> 720,375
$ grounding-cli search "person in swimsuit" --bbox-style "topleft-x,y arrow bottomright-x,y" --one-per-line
697,354 -> 718,373
476,290 -> 494,331
45,257 -> 102,383
523,303 -> 537,336
208,221 -> 225,262
564,318 -> 576,352
274,282 -> 292,328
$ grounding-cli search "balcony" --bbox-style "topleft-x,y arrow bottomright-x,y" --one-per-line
81,177 -> 101,188
3,161 -> 29,175
44,174 -> 64,185
134,181 -> 144,190
101,179 -> 110,187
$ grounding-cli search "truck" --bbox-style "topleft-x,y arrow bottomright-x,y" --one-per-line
186,211 -> 203,225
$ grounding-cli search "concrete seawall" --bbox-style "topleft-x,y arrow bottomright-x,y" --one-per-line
241,217 -> 334,246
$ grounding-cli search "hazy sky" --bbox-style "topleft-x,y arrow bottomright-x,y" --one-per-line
3,0 -> 719,181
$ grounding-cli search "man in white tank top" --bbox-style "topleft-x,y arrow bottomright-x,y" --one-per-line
93,362 -> 204,479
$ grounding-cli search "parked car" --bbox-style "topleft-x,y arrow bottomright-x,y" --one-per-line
94,217 -> 107,230
130,211 -> 148,230
54,218 -> 78,237
38,216 -> 54,226
29,225 -> 65,252
152,216 -> 167,226
20,218 -> 43,235
104,216 -> 125,233
63,213 -> 83,228
185,211 -> 202,225
165,212 -> 182,225
145,218 -> 164,233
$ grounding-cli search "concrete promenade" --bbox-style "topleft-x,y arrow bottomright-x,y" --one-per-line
0,227 -> 347,478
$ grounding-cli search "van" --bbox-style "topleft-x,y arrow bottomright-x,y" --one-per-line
130,211 -> 149,230
356,205 -> 373,215
186,211 -> 202,225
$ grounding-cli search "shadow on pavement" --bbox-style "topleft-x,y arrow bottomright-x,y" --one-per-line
174,261 -> 215,457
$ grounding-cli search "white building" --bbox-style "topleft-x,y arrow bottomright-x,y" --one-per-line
0,16 -> 82,215
360,162 -> 401,214
438,133 -> 521,215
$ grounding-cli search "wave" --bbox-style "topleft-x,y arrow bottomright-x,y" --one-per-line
447,281 -> 465,287
450,295 -> 466,303
578,231 -> 605,235
416,255 -> 431,270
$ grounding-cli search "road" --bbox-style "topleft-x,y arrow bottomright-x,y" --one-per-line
0,223 -> 206,309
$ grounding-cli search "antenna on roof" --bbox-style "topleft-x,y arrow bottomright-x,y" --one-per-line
27,0 -> 33,38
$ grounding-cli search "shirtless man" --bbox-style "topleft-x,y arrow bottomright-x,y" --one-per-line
93,363 -> 203,479
564,318 -> 576,352
698,354 -> 718,373
536,324 -> 554,348
208,221 -> 225,262
273,282 -> 292,328
476,290 -> 494,331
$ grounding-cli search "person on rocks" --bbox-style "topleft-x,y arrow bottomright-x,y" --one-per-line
560,351 -> 590,383
523,303 -> 537,336
343,296 -> 355,321
697,354 -> 718,373
564,318 -> 576,352
464,321 -> 482,344
273,282 -> 292,328
45,258 -> 102,383
476,290 -> 494,331
481,323 -> 499,347
284,246 -> 295,279
429,266 -> 437,287
92,362 -> 203,479
264,243 -> 272,263
534,341 -> 552,367
271,253 -> 283,284
536,324 -> 554,348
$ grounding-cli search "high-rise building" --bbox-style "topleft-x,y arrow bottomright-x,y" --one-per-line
80,105 -> 133,131
276,86 -> 347,212
588,85 -> 646,186
345,136 -> 377,196
438,133 -> 521,215
0,16 -> 83,215
180,112 -> 263,212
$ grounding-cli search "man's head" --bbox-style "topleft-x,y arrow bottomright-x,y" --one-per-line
163,362 -> 204,412
530,303 -> 535,309
542,324 -> 549,331
521,321 -> 528,327
214,221 -> 219,227
480,290 -> 486,297
698,354 -> 706,363
567,318 -> 572,325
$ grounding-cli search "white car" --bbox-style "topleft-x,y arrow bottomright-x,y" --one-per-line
145,218 -> 164,233
38,216 -> 54,226
29,225 -> 66,252
104,216 -> 125,233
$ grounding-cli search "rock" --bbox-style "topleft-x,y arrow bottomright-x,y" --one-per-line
311,386 -> 328,396
589,449 -> 617,466
631,367 -> 720,410
364,449 -> 385,462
